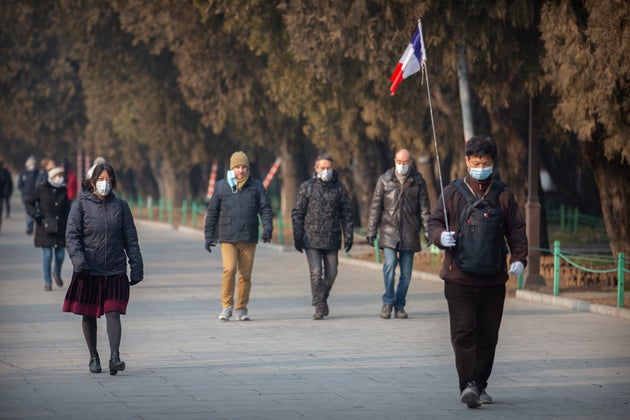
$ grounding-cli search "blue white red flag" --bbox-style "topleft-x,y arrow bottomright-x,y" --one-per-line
389,21 -> 427,96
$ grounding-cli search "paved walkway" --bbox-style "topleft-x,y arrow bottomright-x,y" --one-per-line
1,206 -> 629,419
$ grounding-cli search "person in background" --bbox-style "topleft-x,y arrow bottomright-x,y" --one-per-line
427,135 -> 528,409
366,149 -> 431,319
86,156 -> 106,179
24,167 -> 71,291
62,159 -> 78,202
292,153 -> 354,320
0,159 -> 13,228
204,151 -> 273,322
37,158 -> 56,186
63,163 -> 144,375
18,155 -> 39,235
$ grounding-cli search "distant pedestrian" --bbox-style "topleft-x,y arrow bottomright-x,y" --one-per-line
18,155 -> 39,235
427,135 -> 528,408
36,158 -> 56,186
62,159 -> 78,202
204,151 -> 273,321
24,167 -> 71,291
292,153 -> 354,320
366,149 -> 431,319
63,163 -> 144,375
0,158 -> 13,226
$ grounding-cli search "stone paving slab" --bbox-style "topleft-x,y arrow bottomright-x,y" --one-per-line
1,207 -> 629,419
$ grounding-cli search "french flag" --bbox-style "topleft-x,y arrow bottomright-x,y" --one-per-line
389,22 -> 427,96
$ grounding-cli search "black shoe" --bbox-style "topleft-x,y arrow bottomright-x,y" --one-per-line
109,355 -> 126,375
313,305 -> 325,320
89,357 -> 102,373
53,274 -> 63,287
44,283 -> 52,291
323,301 -> 329,317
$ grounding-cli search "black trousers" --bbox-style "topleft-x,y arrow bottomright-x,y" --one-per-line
444,281 -> 506,392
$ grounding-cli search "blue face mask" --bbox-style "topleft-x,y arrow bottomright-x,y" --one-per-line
470,166 -> 493,181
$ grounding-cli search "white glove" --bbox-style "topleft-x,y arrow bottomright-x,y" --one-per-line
440,231 -> 456,248
509,261 -> 524,275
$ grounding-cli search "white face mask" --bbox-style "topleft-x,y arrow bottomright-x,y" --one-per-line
49,176 -> 65,188
395,163 -> 410,176
317,169 -> 332,182
95,180 -> 112,196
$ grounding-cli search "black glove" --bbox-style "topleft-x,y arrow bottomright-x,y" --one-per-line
344,241 -> 353,253
34,213 -> 44,224
205,238 -> 217,253
294,238 -> 304,253
129,278 -> 143,286
77,269 -> 90,280
262,230 -> 272,243
366,236 -> 375,247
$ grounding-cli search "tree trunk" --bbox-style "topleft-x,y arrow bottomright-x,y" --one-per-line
148,151 -> 191,204
279,136 -> 305,222
580,140 -> 630,255
349,139 -> 386,228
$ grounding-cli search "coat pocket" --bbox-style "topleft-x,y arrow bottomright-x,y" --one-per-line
44,216 -> 58,234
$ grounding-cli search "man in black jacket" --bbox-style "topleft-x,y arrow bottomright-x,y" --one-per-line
292,154 -> 354,320
18,155 -> 39,235
367,149 -> 431,319
204,151 -> 273,322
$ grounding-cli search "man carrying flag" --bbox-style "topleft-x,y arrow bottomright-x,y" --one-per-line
389,21 -> 427,95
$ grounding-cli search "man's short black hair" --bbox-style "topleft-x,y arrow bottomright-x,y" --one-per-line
465,135 -> 497,160
315,153 -> 334,164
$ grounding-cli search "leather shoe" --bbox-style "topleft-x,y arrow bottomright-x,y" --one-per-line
89,357 -> 102,373
109,355 -> 126,376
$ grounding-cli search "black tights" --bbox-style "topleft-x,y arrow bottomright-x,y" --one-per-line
82,312 -> 122,360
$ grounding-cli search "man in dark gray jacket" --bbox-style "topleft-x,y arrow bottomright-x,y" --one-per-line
367,149 -> 431,319
292,154 -> 354,320
205,151 -> 273,322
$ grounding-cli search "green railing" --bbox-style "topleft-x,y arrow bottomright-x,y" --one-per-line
542,240 -> 627,308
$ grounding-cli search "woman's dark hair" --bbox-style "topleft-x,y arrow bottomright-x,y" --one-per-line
81,163 -> 117,190
465,135 -> 497,161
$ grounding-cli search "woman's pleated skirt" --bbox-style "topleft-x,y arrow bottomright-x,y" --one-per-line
62,272 -> 130,318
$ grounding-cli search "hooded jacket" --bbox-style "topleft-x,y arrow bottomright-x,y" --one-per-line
292,171 -> 354,250
427,174 -> 528,286
367,167 -> 431,252
65,188 -> 143,282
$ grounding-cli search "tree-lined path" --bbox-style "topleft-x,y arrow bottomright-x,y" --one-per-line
1,209 -> 628,419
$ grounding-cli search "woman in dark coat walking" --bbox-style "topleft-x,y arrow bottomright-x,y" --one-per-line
63,163 -> 144,375
24,166 -> 71,291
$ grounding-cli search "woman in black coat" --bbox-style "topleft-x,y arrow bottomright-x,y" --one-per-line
63,163 -> 144,375
24,167 -> 71,291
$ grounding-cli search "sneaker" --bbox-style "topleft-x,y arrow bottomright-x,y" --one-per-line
218,306 -> 233,321
394,307 -> 408,319
53,274 -> 63,287
44,283 -> 52,291
460,380 -> 481,408
236,309 -> 250,321
480,389 -> 493,404
380,304 -> 393,319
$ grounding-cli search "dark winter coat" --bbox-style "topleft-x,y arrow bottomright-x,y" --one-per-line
292,172 -> 354,250
18,168 -> 38,200
0,167 -> 13,199
204,177 -> 273,244
427,174 -> 528,286
367,167 -> 431,252
24,182 -> 71,248
66,188 -> 144,282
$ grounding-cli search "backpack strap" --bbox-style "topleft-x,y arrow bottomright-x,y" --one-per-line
453,179 -> 476,204
453,179 -> 504,205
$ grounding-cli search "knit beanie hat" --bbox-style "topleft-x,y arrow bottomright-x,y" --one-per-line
229,151 -> 249,169
48,167 -> 64,180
